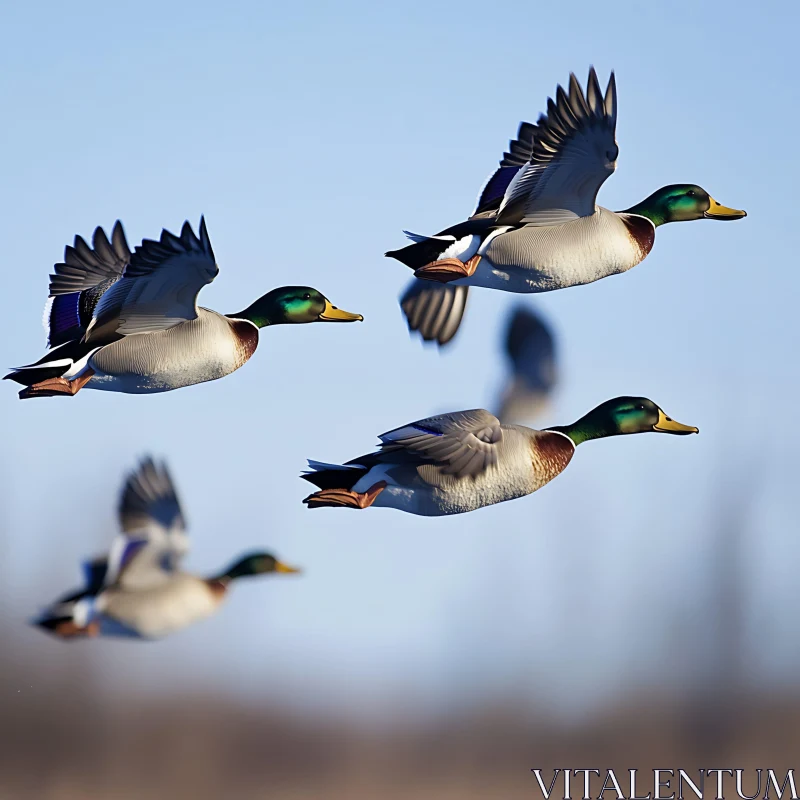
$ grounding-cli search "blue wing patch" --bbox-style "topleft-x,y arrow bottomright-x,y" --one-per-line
81,558 -> 109,594
48,293 -> 83,347
475,166 -> 523,215
118,538 -> 149,574
412,423 -> 444,436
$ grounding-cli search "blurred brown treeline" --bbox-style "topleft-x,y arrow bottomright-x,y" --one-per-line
2,655 -> 800,800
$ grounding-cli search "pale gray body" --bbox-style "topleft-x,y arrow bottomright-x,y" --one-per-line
82,309 -> 252,393
461,208 -> 650,293
95,574 -> 220,638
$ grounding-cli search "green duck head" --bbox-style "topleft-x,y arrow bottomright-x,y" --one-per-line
231,287 -> 363,328
550,396 -> 699,446
216,551 -> 302,583
624,184 -> 746,226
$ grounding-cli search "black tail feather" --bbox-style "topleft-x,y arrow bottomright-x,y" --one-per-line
386,238 -> 452,270
34,614 -> 73,633
301,467 -> 366,491
3,365 -> 68,386
386,218 -> 496,270
4,339 -> 99,386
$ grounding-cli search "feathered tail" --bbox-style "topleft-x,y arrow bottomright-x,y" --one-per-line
300,461 -> 368,491
32,557 -> 107,638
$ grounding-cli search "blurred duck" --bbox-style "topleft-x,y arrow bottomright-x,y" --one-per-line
302,398 -> 697,517
6,218 -> 362,398
496,305 -> 557,424
35,458 -> 300,639
391,67 -> 746,346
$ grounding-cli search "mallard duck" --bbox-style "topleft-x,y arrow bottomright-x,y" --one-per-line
496,305 -> 557,424
6,218 -> 362,398
390,68 -> 746,346
34,458 -> 300,639
302,397 -> 697,516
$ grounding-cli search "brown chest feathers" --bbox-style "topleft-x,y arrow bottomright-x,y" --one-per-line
205,579 -> 228,600
621,214 -> 656,262
229,319 -> 260,369
530,432 -> 575,485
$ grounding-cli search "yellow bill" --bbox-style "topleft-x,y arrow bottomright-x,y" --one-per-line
704,197 -> 747,220
653,409 -> 699,435
319,300 -> 364,322
274,560 -> 302,574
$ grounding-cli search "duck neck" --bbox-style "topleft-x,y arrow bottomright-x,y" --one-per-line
228,291 -> 288,328
547,414 -> 616,446
622,199 -> 667,227
211,566 -> 244,585
227,307 -> 272,328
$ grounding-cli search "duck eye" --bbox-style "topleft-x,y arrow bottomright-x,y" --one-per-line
303,293 -> 311,300
687,190 -> 695,197
637,404 -> 645,410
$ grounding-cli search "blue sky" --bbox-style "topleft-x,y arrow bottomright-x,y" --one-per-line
1,2 -> 797,715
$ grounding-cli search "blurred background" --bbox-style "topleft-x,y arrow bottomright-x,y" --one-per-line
1,1 -> 798,797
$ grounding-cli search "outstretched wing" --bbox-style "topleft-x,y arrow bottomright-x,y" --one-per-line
86,217 -> 218,341
399,281 -> 469,347
497,68 -> 618,226
378,409 -> 503,478
104,458 -> 189,591
44,222 -> 131,347
473,121 -> 537,216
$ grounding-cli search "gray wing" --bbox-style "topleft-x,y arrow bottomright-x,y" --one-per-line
378,409 -> 503,478
104,458 -> 189,591
399,281 -> 469,347
86,217 -> 218,341
497,68 -> 618,226
119,457 -> 186,540
49,221 -> 131,296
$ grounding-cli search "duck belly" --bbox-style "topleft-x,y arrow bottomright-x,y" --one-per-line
476,208 -> 648,293
98,576 -> 219,639
357,448 -> 540,517
86,310 -> 255,393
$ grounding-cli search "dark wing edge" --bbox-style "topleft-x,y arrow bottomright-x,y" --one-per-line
84,216 -> 218,340
125,216 -> 216,279
527,67 -> 617,169
49,221 -> 131,296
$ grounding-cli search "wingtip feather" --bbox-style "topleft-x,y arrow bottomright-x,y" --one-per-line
605,71 -> 617,123
586,66 -> 603,117
198,216 -> 212,254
